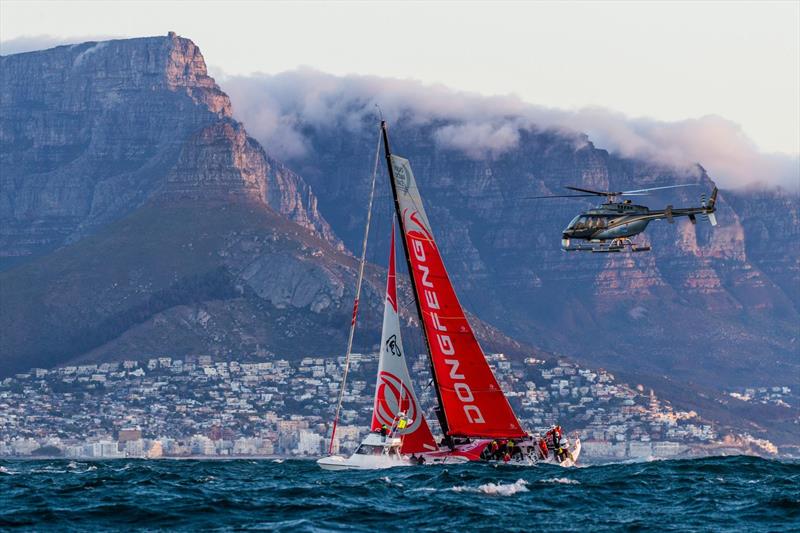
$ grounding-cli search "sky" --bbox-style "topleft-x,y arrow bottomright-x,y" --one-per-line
1,0 -> 798,187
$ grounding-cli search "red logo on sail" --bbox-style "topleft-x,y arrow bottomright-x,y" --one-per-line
373,371 -> 418,430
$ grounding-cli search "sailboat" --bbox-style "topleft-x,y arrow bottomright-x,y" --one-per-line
318,121 -> 580,469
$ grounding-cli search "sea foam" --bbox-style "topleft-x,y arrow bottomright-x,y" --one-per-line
452,478 -> 529,496
540,477 -> 580,484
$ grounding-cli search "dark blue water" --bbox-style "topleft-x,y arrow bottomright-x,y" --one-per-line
1,456 -> 798,531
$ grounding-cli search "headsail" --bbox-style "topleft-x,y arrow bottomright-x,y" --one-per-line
371,223 -> 438,454
382,123 -> 526,439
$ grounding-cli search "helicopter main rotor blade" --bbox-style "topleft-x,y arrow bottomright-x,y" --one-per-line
524,194 -> 600,199
564,186 -> 616,196
621,184 -> 697,194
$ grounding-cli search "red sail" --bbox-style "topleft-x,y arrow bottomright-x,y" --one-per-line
389,155 -> 526,438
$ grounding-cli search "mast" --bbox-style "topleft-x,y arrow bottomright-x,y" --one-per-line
327,128 -> 382,455
381,120 -> 451,439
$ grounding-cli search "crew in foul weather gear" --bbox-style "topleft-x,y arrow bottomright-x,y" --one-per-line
538,438 -> 549,460
552,426 -> 562,449
397,412 -> 408,430
490,440 -> 499,458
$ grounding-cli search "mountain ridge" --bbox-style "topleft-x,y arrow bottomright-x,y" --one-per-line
0,33 -> 339,269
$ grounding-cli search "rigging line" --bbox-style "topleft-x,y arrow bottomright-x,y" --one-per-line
328,126 -> 383,456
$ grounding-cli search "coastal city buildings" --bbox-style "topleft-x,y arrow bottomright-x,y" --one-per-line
0,354 -> 787,460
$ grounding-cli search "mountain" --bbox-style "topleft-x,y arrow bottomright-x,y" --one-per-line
0,35 -> 525,377
0,33 -> 338,270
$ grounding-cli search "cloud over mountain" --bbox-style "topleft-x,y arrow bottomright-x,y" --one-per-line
222,69 -> 798,191
0,34 -> 117,55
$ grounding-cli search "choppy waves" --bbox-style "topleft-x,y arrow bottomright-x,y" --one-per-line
1,456 -> 798,531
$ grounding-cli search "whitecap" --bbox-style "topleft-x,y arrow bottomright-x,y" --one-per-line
272,459 -> 284,464
452,479 -> 529,496
0,465 -> 15,475
540,477 -> 580,485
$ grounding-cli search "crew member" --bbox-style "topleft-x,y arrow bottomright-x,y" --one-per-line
489,440 -> 499,460
538,437 -> 549,460
552,425 -> 570,462
397,411 -> 409,430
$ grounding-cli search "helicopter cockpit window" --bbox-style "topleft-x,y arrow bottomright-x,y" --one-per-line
587,216 -> 607,228
567,215 -> 581,229
572,216 -> 589,229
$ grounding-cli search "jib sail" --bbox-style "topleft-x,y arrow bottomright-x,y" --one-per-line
370,223 -> 438,453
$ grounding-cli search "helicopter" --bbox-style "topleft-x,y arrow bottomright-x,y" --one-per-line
528,184 -> 718,252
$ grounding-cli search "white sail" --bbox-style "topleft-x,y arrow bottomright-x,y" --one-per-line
370,222 -> 437,454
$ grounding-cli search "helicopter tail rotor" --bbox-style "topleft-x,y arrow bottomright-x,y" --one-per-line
707,187 -> 718,210
700,187 -> 719,226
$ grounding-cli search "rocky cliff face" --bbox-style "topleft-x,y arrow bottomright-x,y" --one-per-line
0,33 -> 338,268
281,121 -> 799,394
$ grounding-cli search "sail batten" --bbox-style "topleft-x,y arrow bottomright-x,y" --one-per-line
385,145 -> 526,439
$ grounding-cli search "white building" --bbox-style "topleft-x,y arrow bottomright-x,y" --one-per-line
296,430 -> 323,456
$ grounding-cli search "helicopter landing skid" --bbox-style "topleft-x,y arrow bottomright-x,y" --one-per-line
563,238 -> 651,253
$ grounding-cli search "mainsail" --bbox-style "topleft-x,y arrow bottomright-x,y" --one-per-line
382,122 -> 526,439
371,223 -> 438,454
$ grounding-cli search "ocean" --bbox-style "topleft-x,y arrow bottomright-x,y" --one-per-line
1,456 -> 798,531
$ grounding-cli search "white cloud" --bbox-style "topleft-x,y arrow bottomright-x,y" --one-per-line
222,69 -> 799,191
0,34 -> 116,56
433,122 -> 521,160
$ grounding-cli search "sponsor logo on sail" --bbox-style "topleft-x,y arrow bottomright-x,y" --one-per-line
385,334 -> 402,358
374,371 -> 420,431
393,160 -> 410,193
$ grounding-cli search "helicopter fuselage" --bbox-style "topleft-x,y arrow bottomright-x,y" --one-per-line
561,200 -> 714,247
562,202 -> 652,241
